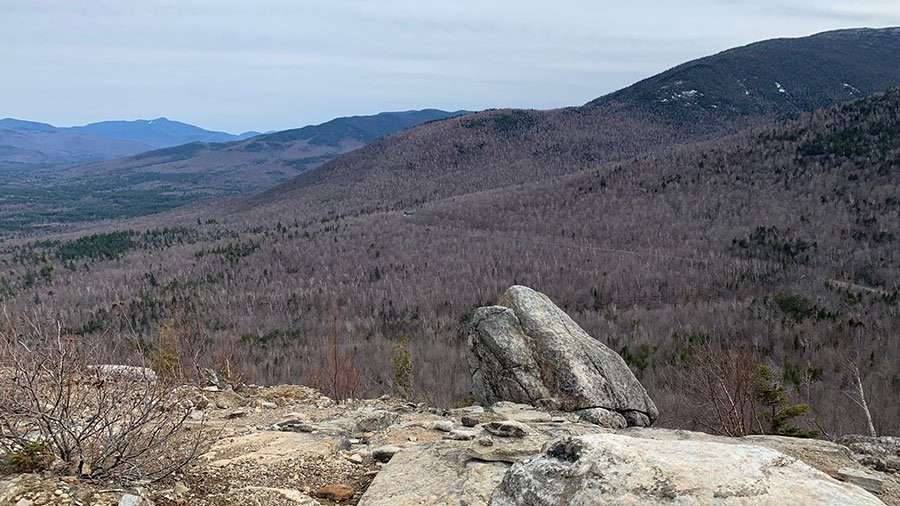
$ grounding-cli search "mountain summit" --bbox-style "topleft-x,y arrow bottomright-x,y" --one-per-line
588,27 -> 900,121
69,117 -> 260,147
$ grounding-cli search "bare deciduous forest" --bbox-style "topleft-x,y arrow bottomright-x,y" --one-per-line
0,88 -> 897,438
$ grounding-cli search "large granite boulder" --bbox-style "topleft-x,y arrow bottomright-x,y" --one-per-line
466,286 -> 657,427
490,433 -> 884,505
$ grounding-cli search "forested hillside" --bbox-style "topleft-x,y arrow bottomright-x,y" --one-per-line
589,27 -> 900,121
251,27 -> 900,220
0,110 -> 466,234
1,88 -> 897,437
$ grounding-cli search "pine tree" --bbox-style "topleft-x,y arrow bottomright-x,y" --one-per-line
754,365 -> 818,438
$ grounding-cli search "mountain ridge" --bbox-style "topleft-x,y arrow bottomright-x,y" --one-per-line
248,27 -> 900,220
69,117 -> 261,147
0,109 -> 470,232
0,116 -> 259,165
587,26 -> 900,121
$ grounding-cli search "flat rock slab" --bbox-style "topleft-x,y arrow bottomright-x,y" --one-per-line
490,402 -> 553,423
205,486 -> 321,505
203,431 -> 344,467
358,440 -> 510,506
360,420 -> 611,505
839,467 -> 885,495
491,433 -> 884,505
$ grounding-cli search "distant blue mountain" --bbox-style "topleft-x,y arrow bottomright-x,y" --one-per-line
0,116 -> 260,165
0,110 -> 468,167
69,117 -> 260,147
0,118 -> 57,133
60,109 -> 471,197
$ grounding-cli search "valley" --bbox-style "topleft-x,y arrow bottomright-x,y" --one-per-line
1,28 -> 898,436
0,110 -> 466,234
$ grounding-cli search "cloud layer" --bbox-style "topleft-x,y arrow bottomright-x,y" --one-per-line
4,0 -> 898,132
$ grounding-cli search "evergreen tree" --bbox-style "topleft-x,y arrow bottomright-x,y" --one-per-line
754,365 -> 818,438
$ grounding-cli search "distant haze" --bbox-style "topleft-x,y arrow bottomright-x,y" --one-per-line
3,0 -> 899,133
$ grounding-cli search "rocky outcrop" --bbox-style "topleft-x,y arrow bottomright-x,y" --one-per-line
491,433 -> 885,505
3,380 -> 896,505
466,285 -> 657,427
358,410 -> 606,506
840,435 -> 900,474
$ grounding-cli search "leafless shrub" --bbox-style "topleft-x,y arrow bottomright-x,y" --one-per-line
308,317 -> 361,400
666,340 -> 763,437
0,311 -> 211,483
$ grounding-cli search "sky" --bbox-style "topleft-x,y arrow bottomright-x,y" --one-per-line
3,0 -> 900,133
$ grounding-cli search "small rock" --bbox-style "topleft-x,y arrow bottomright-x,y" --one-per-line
355,409 -> 399,432
225,408 -> 250,420
15,500 -> 33,506
444,429 -> 476,441
202,386 -> 220,392
257,400 -> 278,409
373,445 -> 403,463
577,407 -> 627,429
275,419 -> 316,433
491,401 -> 553,423
837,467 -> 883,494
314,484 -> 354,502
201,368 -> 221,388
478,436 -> 494,447
118,495 -> 153,506
623,411 -> 651,427
431,420 -> 454,432
173,482 -> 190,495
453,405 -> 486,416
347,453 -> 364,464
483,420 -> 529,438
461,415 -> 481,428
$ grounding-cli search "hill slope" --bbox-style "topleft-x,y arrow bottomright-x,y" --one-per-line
0,109 -> 467,232
60,109 -> 469,193
588,27 -> 900,121
253,27 -> 900,219
2,87 -> 897,436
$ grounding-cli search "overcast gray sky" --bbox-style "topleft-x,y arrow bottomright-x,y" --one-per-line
3,0 -> 899,133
